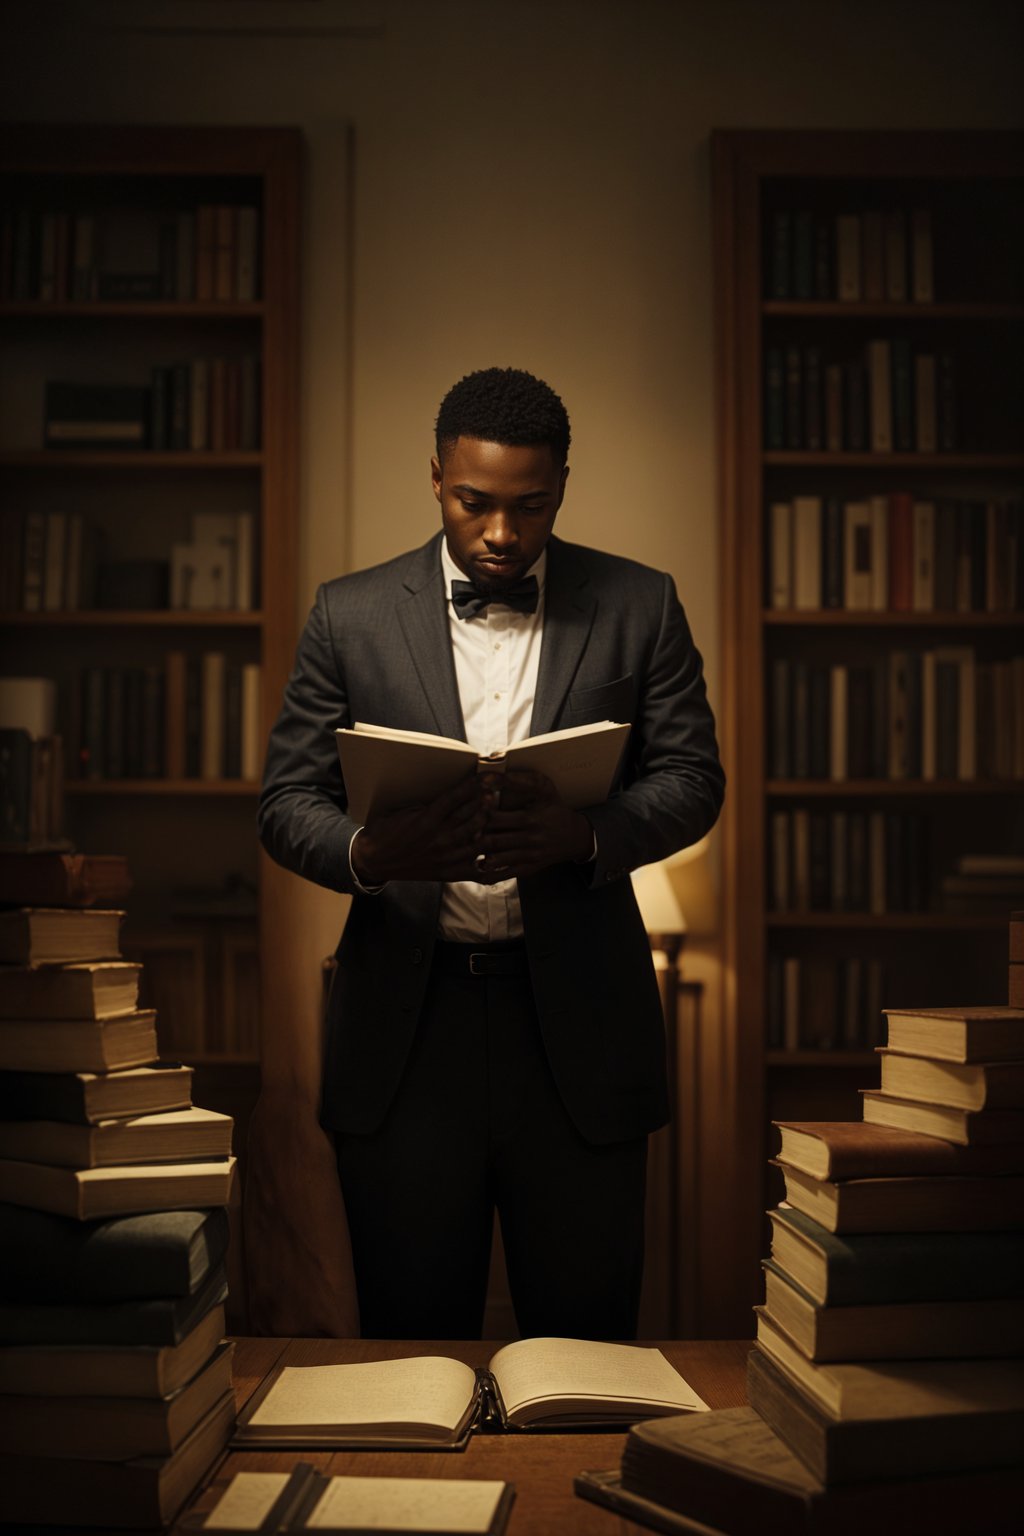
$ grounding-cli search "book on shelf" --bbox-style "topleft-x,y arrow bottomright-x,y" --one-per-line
0,1389 -> 236,1529
0,1204 -> 228,1303
0,1105 -> 233,1169
0,958 -> 140,1019
576,1407 -> 1024,1536
0,1264 -> 228,1348
767,1205 -> 1024,1306
835,214 -> 860,302
182,1467 -> 515,1536
747,1337 -> 1024,1488
336,719 -> 630,825
0,1340 -> 233,1461
0,905 -> 123,965
0,850 -> 132,909
233,1337 -> 708,1450
0,1154 -> 237,1221
762,1259 -> 1024,1362
44,381 -> 149,448
878,1049 -> 1024,1111
774,1160 -> 1024,1234
0,1299 -> 226,1400
791,497 -> 821,609
883,1005 -> 1024,1063
0,1010 -> 159,1073
0,728 -> 65,848
0,1062 -> 192,1124
861,1088 -> 1024,1145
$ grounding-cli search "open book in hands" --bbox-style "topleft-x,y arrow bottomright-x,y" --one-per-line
232,1337 -> 710,1450
335,720 -> 629,823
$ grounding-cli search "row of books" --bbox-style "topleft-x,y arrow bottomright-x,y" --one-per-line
2,508 -> 258,615
764,340 -> 956,454
78,656 -> 262,783
766,206 -> 934,304
769,650 -> 1024,782
1,203 -> 260,304
0,730 -> 63,848
767,493 -> 1023,614
581,946 -> 1024,1534
0,861 -> 238,1527
769,808 -> 929,916
44,360 -> 261,452
766,953 -> 886,1052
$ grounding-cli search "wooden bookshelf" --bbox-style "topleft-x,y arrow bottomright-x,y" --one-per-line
0,124 -> 302,1066
711,129 -> 1024,1333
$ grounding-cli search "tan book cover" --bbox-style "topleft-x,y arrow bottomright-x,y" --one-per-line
0,1010 -> 158,1074
0,1154 -> 236,1220
0,1105 -> 232,1169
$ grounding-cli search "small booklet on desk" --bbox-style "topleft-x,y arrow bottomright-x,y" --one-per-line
335,719 -> 629,822
232,1336 -> 708,1450
180,1464 -> 515,1536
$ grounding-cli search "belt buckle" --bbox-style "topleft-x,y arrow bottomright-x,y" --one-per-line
469,952 -> 488,976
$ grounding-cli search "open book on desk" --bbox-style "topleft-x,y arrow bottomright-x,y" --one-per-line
335,719 -> 629,823
232,1336 -> 709,1450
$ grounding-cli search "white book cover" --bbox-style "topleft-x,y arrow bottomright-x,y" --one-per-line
869,495 -> 889,610
867,339 -> 892,453
912,500 -> 936,611
769,501 -> 792,609
842,501 -> 872,610
829,665 -> 848,781
791,497 -> 822,610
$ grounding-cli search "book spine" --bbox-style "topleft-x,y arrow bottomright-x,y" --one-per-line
200,653 -> 226,780
835,214 -> 861,301
867,339 -> 892,453
912,501 -> 936,610
889,490 -> 916,608
768,502 -> 792,609
241,663 -> 262,782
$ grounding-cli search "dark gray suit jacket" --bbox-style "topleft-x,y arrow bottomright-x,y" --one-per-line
258,531 -> 725,1144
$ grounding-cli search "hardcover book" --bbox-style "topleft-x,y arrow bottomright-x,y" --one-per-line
0,1062 -> 191,1124
0,1265 -> 228,1347
0,960 -> 140,1020
775,1161 -> 1024,1234
0,1154 -> 236,1220
0,905 -> 124,964
0,1010 -> 159,1073
234,1337 -> 708,1450
882,1005 -> 1024,1063
772,1118 -> 1024,1179
0,1105 -> 232,1169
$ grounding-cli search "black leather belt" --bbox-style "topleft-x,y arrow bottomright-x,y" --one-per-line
433,941 -> 529,978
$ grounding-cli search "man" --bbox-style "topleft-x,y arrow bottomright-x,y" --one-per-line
258,367 -> 724,1340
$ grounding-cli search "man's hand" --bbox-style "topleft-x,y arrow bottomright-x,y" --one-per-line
350,773 -> 495,885
473,768 -> 593,879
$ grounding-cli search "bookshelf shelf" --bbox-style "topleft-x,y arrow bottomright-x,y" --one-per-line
762,452 -> 1024,470
0,301 -> 265,319
65,779 -> 260,796
0,610 -> 264,627
0,122 -> 301,1071
766,779 -> 1024,797
763,610 -> 1024,628
713,128 -> 1024,1334
0,451 -> 264,469
762,301 -> 1024,321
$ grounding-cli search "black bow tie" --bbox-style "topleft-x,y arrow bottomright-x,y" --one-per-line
450,575 -> 539,620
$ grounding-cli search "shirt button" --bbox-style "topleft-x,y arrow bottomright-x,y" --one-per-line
494,692 -> 501,700
494,642 -> 502,651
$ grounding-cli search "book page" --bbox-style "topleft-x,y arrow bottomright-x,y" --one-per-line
245,1357 -> 479,1433
348,723 -> 466,749
204,1472 -> 289,1529
310,1477 -> 507,1531
488,1337 -> 708,1420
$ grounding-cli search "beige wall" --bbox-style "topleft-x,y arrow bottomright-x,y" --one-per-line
4,0 -> 1022,965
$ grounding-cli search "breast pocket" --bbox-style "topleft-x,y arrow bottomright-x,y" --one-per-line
565,673 -> 636,726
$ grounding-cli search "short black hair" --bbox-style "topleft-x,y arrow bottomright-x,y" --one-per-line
435,367 -> 571,467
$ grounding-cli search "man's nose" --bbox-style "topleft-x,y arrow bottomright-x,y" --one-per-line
483,511 -> 519,549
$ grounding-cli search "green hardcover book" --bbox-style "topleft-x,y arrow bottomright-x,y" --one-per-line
769,1205 -> 1024,1305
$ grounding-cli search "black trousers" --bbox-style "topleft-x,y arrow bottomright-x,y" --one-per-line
334,945 -> 648,1340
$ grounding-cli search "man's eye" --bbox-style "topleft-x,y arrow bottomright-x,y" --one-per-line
459,500 -> 486,512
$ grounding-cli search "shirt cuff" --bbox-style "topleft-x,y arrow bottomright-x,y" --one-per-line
576,819 -> 598,864
348,827 -> 387,894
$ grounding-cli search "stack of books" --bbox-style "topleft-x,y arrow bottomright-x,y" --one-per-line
576,917 -> 1024,1534
0,851 -> 237,1528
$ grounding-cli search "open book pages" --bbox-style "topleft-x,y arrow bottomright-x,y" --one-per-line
201,1471 -> 512,1534
240,1355 -> 481,1447
489,1336 -> 709,1427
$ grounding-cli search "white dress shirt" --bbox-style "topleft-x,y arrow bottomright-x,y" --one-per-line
438,538 -> 547,941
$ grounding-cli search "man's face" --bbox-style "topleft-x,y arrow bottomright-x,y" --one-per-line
432,436 -> 568,596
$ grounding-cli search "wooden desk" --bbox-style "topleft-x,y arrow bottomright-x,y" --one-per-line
183,1337 -> 751,1535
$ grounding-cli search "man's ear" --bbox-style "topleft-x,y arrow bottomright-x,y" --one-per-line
556,462 -> 570,510
430,455 -> 443,503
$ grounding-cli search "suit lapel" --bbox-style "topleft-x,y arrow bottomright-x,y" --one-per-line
396,533 -> 467,740
530,536 -> 597,735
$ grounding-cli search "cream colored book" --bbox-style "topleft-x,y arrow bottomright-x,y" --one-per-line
0,907 -> 123,965
336,719 -> 629,823
234,1337 -> 708,1449
0,1010 -> 158,1074
0,1106 -> 233,1169
189,1467 -> 514,1535
0,1154 -> 236,1220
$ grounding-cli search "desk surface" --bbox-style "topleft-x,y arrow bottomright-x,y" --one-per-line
184,1337 -> 751,1536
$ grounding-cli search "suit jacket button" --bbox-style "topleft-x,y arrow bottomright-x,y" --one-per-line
410,947 -> 423,965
